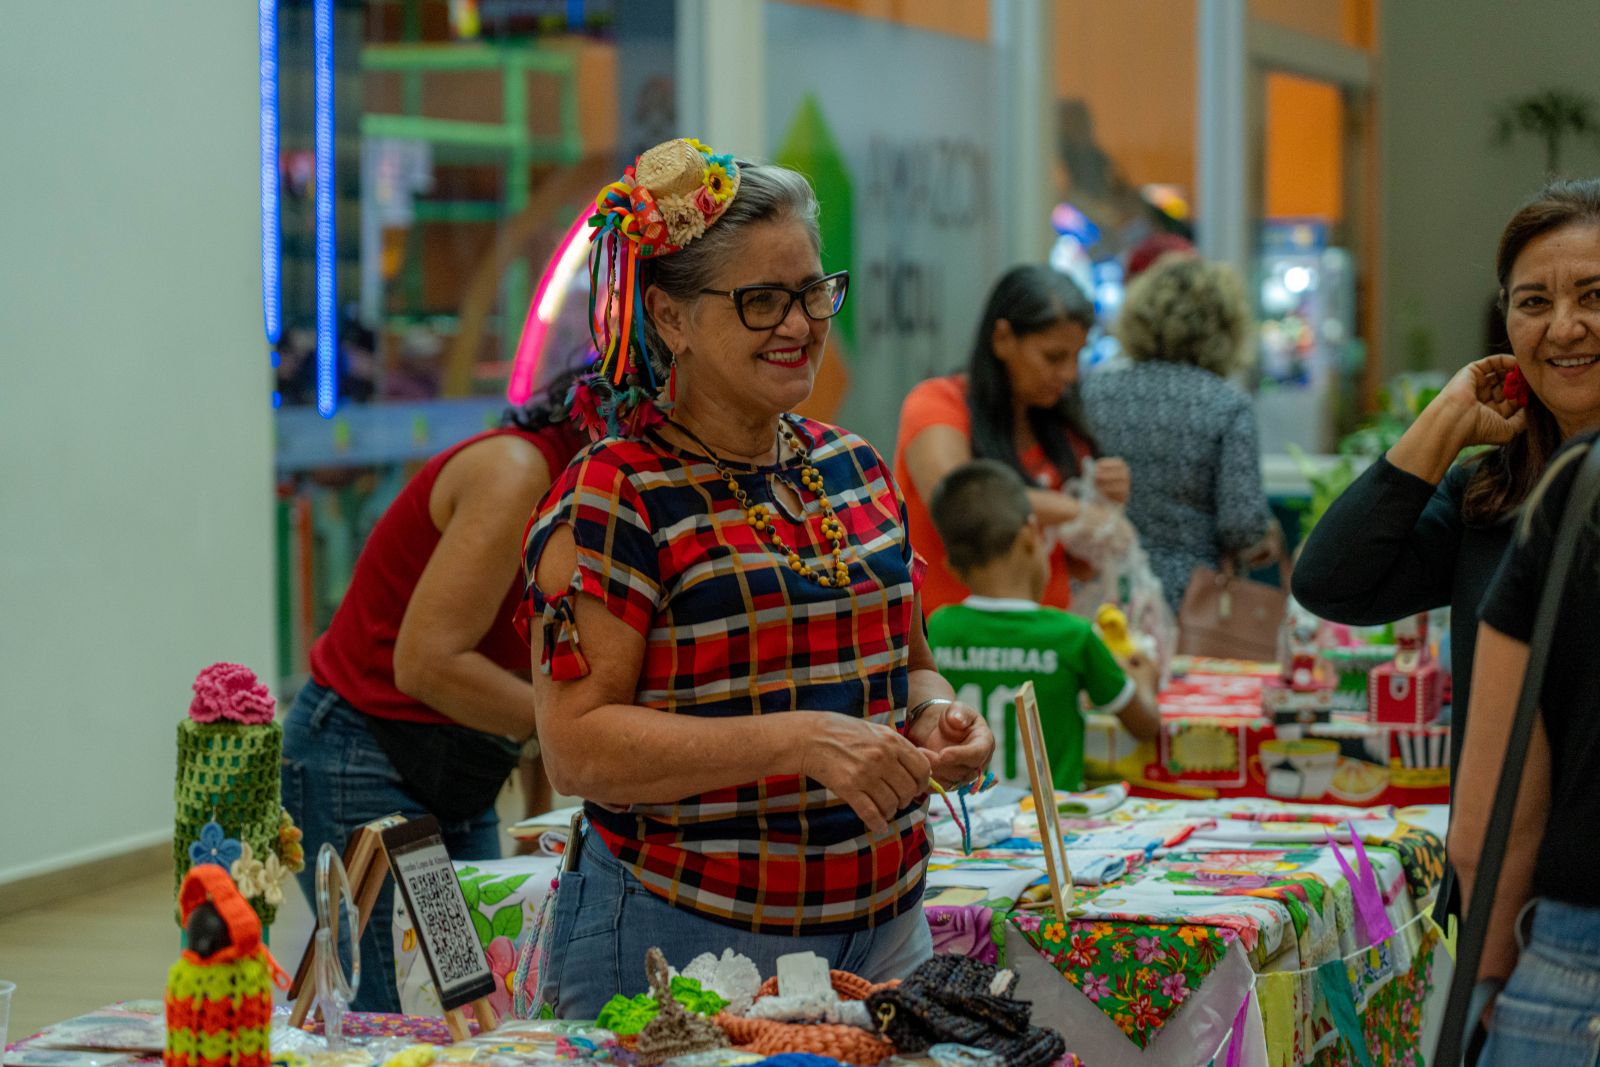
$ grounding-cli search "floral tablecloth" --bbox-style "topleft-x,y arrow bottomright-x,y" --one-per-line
395,797 -> 1448,1067
918,796 -> 1448,1065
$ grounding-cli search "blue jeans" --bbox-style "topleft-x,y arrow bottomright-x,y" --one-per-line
540,828 -> 933,1019
281,679 -> 502,1013
1479,899 -> 1600,1067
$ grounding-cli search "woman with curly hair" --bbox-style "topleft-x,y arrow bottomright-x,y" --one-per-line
1080,256 -> 1277,613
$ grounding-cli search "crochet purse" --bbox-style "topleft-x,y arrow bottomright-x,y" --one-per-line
865,955 -> 1065,1067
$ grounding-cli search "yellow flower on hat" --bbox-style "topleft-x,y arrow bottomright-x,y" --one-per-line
703,161 -> 735,204
686,137 -> 715,155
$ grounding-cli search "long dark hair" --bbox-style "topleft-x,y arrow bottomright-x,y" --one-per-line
500,362 -> 591,433
966,264 -> 1099,479
1462,178 -> 1600,526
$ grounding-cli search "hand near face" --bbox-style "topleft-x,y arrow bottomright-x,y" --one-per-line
1438,354 -> 1529,447
911,703 -> 995,790
1091,457 -> 1132,504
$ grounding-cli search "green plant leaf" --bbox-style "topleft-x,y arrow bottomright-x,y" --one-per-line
460,880 -> 481,910
471,909 -> 493,946
492,904 -> 524,940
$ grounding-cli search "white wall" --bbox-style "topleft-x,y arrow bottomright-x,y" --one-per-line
1380,0 -> 1600,377
0,3 -> 274,885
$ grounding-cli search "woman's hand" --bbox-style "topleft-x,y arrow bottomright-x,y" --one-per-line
909,704 -> 995,790
1439,354 -> 1529,447
1237,524 -> 1284,572
1092,457 -> 1132,504
797,713 -> 933,834
1388,355 -> 1528,484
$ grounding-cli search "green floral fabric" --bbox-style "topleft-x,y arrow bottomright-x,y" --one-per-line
1011,914 -> 1236,1048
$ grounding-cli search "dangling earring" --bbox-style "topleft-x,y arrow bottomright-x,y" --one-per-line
668,353 -> 679,405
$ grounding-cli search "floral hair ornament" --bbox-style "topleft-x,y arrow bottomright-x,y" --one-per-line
586,138 -> 741,393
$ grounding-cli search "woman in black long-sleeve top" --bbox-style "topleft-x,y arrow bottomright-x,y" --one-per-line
1294,178 -> 1600,769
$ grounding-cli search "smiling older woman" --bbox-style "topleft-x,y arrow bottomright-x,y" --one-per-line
519,139 -> 993,1019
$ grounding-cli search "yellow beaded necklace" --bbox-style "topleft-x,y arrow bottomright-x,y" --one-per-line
668,417 -> 852,588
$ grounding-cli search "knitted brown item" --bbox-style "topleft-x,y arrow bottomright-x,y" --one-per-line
865,954 -> 1065,1067
715,968 -> 897,1066
633,948 -> 729,1066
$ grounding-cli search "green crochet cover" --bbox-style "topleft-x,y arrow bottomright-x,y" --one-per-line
173,720 -> 285,926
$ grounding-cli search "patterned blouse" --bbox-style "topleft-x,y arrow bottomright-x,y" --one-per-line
1080,361 -> 1272,613
521,414 -> 929,935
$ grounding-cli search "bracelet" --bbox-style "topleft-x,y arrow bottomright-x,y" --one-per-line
906,697 -> 955,732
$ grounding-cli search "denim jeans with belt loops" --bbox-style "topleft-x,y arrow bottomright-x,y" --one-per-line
280,679 -> 502,1013
539,826 -> 934,1019
1479,898 -> 1600,1067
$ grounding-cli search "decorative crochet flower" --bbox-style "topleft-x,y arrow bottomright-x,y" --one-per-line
1502,365 -> 1530,408
230,842 -> 270,900
260,850 -> 288,906
189,819 -> 243,871
277,810 -> 305,873
189,662 -> 275,725
702,161 -> 735,204
658,194 -> 708,247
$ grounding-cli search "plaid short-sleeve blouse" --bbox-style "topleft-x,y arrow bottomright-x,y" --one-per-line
521,414 -> 930,935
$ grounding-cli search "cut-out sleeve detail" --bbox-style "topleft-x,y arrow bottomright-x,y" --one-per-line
518,447 -> 662,681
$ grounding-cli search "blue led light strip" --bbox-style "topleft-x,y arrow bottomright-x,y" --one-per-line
313,0 -> 338,417
259,0 -> 281,347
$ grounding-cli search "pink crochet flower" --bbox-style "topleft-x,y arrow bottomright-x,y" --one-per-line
189,662 -> 275,725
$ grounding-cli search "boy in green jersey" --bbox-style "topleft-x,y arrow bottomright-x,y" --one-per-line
926,460 -> 1159,791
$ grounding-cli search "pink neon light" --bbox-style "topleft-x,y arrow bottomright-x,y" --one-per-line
507,211 -> 592,405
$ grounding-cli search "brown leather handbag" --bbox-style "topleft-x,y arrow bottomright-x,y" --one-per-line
1177,558 -> 1291,663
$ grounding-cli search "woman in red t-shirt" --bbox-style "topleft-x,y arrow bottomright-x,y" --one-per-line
894,265 -> 1131,614
280,373 -> 585,1013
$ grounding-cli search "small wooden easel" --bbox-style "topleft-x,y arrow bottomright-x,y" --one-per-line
288,814 -> 499,1042
1015,681 -> 1075,916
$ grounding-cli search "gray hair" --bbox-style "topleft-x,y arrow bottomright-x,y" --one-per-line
1116,256 -> 1251,377
637,161 -> 822,372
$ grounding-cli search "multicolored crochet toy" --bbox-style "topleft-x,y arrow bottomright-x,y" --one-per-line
571,137 -> 741,439
173,663 -> 303,926
165,864 -> 288,1067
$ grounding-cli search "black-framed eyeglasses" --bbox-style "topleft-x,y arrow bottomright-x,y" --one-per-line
700,271 -> 850,331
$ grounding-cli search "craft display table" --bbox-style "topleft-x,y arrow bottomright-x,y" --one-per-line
4,792 -> 1447,1067
1085,661 -> 1451,810
385,794 -> 1449,1067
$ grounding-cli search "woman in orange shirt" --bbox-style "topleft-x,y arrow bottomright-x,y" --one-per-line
894,265 -> 1130,613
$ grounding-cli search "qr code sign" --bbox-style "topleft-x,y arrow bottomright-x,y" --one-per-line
410,864 -> 483,987
388,838 -> 493,1006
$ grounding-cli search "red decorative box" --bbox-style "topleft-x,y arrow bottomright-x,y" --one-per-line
1369,659 -> 1443,726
